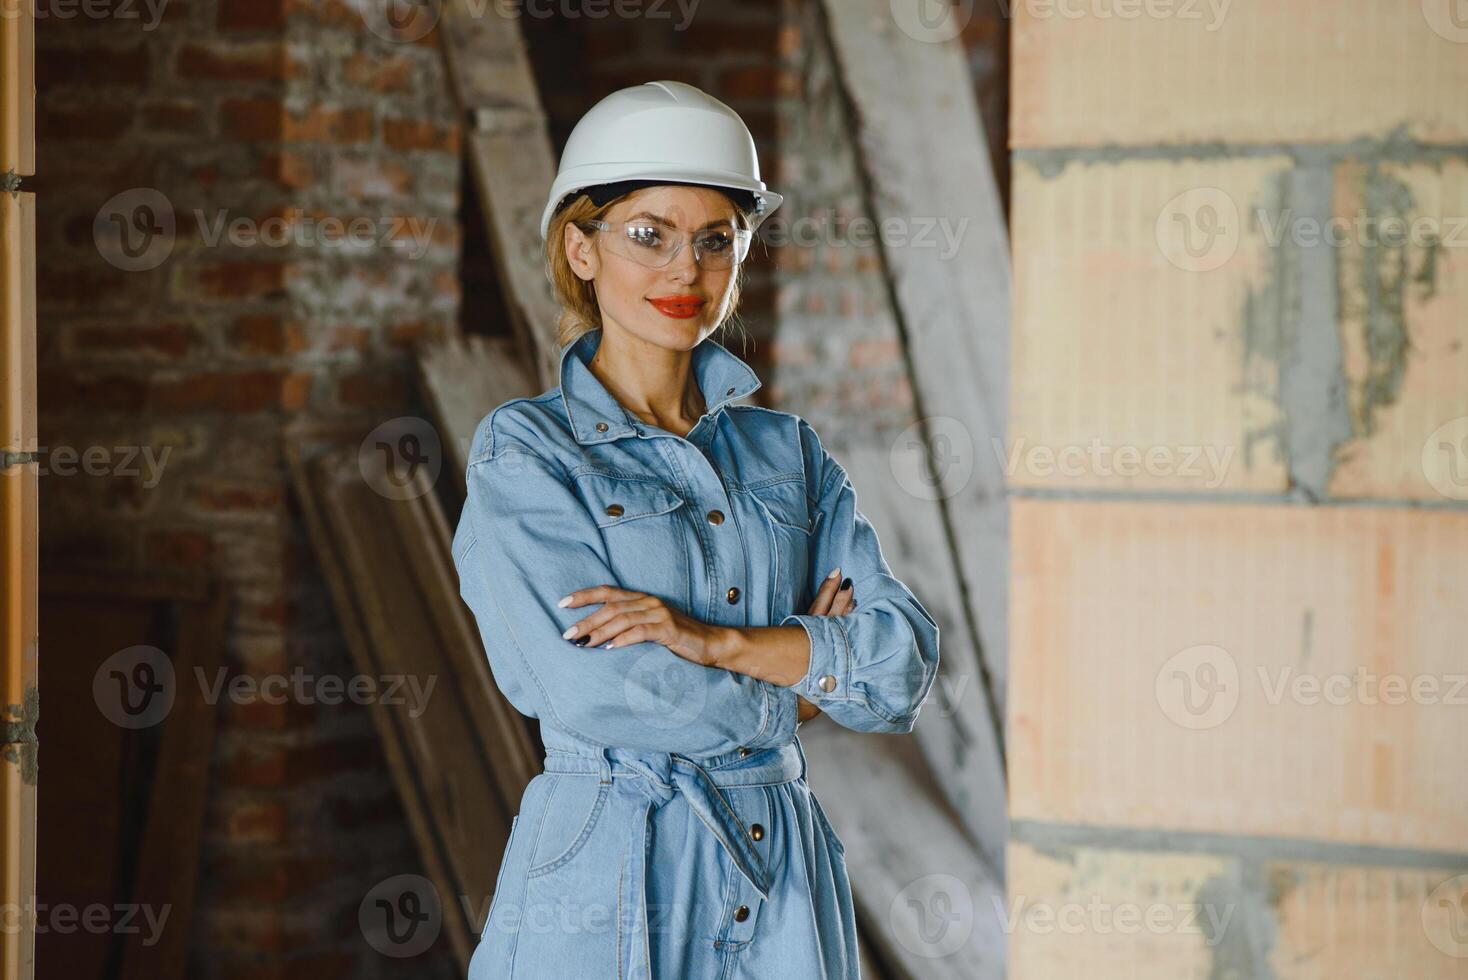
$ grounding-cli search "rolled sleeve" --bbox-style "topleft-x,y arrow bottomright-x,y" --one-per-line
453,415 -> 796,756
778,420 -> 941,734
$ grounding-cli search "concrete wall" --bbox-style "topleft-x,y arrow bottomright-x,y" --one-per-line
1007,1 -> 1468,975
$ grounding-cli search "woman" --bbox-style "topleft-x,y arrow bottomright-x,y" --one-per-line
452,80 -> 941,980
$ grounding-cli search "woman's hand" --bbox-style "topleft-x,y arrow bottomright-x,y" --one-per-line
559,586 -> 726,666
797,567 -> 855,722
560,569 -> 856,724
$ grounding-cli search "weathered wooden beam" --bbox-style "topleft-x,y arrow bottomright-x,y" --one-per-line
288,437 -> 541,968
436,0 -> 563,388
0,0 -> 36,178
802,721 -> 1007,979
818,0 -> 1012,874
416,332 -> 539,487
0,182 -> 35,980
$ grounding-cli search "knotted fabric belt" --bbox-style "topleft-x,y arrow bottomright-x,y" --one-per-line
541,739 -> 807,979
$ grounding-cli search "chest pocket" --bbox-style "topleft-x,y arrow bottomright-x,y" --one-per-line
574,472 -> 691,611
744,478 -> 817,618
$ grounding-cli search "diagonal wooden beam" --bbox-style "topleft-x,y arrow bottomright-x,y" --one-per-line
436,0 -> 564,388
816,0 -> 1013,876
802,722 -> 1007,979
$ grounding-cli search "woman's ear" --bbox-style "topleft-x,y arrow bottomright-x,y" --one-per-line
564,221 -> 599,283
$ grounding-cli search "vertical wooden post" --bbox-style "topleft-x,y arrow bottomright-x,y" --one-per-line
0,0 -> 38,976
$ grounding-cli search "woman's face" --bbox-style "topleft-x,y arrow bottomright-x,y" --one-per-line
564,184 -> 740,351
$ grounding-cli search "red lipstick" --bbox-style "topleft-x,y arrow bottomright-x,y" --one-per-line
648,295 -> 706,319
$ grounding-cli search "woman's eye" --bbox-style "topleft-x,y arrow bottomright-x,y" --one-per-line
699,233 -> 733,252
626,225 -> 664,248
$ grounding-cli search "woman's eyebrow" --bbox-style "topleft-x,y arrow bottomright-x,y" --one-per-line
628,210 -> 734,230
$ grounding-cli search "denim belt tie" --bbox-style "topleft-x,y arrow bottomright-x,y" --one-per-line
541,740 -> 807,979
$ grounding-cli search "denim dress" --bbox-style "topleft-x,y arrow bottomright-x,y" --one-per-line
452,327 -> 941,979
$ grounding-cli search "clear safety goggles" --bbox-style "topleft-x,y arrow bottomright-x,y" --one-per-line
585,217 -> 753,270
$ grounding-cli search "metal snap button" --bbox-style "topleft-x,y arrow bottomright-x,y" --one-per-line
605,503 -> 624,517
595,421 -> 609,432
707,509 -> 724,525
817,674 -> 837,693
726,586 -> 740,604
737,746 -> 751,758
749,823 -> 764,841
733,905 -> 750,922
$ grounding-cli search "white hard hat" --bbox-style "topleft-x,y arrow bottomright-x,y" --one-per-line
540,80 -> 784,241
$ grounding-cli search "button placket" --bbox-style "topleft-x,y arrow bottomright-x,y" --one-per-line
679,441 -> 748,627
721,882 -> 762,944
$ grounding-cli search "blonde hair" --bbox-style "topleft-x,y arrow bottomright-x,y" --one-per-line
543,188 -> 754,350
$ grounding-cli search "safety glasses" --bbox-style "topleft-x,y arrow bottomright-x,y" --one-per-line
585,217 -> 753,270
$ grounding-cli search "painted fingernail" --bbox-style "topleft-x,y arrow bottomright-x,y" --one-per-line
839,577 -> 852,591
558,595 -> 572,608
574,635 -> 591,646
827,567 -> 841,579
562,626 -> 577,639
602,642 -> 614,649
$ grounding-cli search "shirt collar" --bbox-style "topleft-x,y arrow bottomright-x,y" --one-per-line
558,327 -> 763,445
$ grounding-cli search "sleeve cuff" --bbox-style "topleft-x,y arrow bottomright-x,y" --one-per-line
778,613 -> 850,702
756,676 -> 799,748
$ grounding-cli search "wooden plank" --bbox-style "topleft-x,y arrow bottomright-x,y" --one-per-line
801,721 -> 1006,979
0,0 -> 35,177
0,185 -> 34,980
416,333 -> 539,485
386,462 -> 541,806
819,0 -> 1012,873
37,576 -> 223,978
437,0 -> 563,388
289,441 -> 476,967
288,438 -> 547,965
118,585 -> 228,980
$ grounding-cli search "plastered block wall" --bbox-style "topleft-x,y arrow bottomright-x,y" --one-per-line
1008,1 -> 1468,975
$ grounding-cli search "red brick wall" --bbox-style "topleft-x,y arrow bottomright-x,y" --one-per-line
31,0 -> 997,971
35,0 -> 460,974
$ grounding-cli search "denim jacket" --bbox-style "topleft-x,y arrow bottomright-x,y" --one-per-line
452,326 -> 940,979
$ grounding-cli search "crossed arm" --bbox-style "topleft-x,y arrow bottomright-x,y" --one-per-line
561,566 -> 857,721
561,418 -> 940,735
